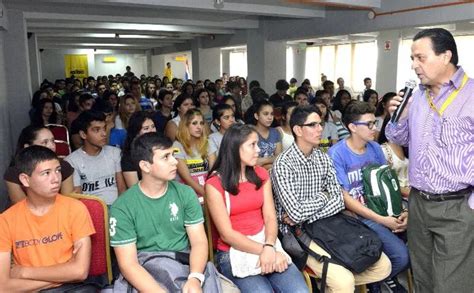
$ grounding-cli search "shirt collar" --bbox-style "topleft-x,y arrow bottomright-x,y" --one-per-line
290,142 -> 318,164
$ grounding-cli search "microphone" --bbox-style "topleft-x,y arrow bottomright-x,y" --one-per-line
391,80 -> 417,123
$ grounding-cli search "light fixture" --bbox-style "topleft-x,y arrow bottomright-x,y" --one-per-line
214,0 -> 224,9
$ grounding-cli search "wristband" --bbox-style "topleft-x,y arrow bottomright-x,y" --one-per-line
263,243 -> 275,249
188,272 -> 205,287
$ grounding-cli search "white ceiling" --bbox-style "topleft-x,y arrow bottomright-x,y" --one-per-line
4,0 -> 382,51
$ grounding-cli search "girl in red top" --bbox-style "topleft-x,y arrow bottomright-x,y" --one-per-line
205,124 -> 307,293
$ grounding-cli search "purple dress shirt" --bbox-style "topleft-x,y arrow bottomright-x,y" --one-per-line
386,67 -> 473,208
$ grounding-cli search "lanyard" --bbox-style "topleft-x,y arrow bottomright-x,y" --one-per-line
425,74 -> 468,116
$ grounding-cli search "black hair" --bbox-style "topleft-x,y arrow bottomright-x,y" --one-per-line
207,124 -> 262,195
332,89 -> 351,113
158,89 -> 173,101
375,92 -> 397,117
15,125 -> 49,156
67,91 -> 81,112
79,93 -> 94,107
378,116 -> 391,145
252,100 -> 273,126
103,91 -> 119,111
75,110 -> 106,133
193,88 -> 210,107
322,80 -> 334,90
289,105 -> 322,139
342,100 -> 375,131
312,97 -> 330,122
31,99 -> 58,126
248,80 -> 260,90
131,132 -> 173,167
363,89 -> 378,103
212,103 -> 233,121
223,95 -> 243,120
172,94 -> 194,118
281,101 -> 299,126
15,145 -> 58,176
413,28 -> 458,66
250,87 -> 268,104
91,98 -> 113,114
275,79 -> 289,91
364,77 -> 372,83
123,111 -> 155,153
181,81 -> 195,96
290,78 -> 297,84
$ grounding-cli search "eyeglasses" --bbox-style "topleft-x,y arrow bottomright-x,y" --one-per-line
352,120 -> 376,129
299,121 -> 323,128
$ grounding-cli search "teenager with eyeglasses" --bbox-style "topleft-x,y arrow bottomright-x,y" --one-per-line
328,101 -> 409,293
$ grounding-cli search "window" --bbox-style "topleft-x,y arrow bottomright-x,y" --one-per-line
334,44 -> 351,86
320,45 -> 336,82
286,46 -> 294,81
305,46 -> 321,86
353,42 -> 377,93
229,50 -> 247,77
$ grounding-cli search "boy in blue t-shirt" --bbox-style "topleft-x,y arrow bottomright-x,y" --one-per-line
328,101 -> 409,293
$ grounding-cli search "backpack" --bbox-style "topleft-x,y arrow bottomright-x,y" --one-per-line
362,164 -> 403,217
294,213 -> 383,293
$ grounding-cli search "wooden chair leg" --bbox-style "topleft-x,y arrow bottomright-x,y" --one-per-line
407,268 -> 414,293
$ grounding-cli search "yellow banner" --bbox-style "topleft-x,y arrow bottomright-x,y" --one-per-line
64,54 -> 88,79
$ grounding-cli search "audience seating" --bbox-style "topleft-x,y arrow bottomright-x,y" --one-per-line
67,193 -> 113,287
47,123 -> 71,157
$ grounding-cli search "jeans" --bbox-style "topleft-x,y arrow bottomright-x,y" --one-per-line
361,218 -> 410,278
216,250 -> 308,293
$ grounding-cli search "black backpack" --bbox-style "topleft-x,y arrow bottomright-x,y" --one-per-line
295,212 -> 383,293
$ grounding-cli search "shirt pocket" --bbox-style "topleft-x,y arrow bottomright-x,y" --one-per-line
435,116 -> 473,146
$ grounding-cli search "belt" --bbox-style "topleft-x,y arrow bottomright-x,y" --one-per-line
415,187 -> 472,202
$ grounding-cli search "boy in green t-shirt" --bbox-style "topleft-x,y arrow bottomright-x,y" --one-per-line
109,133 -> 208,293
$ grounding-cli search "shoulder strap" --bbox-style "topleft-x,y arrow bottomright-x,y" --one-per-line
224,190 -> 230,215
293,227 -> 332,293
382,143 -> 393,167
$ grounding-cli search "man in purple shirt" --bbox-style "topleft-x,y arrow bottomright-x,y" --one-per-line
387,28 -> 473,293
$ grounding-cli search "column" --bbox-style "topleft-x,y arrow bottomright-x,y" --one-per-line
293,45 -> 306,83
191,38 -> 221,81
0,2 -> 14,210
28,33 -> 41,91
221,49 -> 230,78
145,49 -> 153,76
376,30 -> 400,95
247,23 -> 286,93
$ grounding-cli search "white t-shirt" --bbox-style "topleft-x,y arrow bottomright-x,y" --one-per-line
65,145 -> 122,205
209,132 -> 223,155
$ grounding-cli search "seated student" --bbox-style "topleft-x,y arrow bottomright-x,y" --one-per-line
110,133 -> 220,292
271,105 -> 391,293
253,100 -> 282,170
70,93 -> 95,150
174,109 -> 215,200
206,124 -> 308,293
164,94 -> 195,141
209,104 -> 236,156
4,125 -> 74,204
121,111 -> 157,188
65,110 -> 126,206
276,101 -> 298,152
0,146 -> 95,292
153,89 -> 173,133
328,101 -> 409,292
312,97 -> 339,152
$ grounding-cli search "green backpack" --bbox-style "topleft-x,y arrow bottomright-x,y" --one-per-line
362,164 -> 403,217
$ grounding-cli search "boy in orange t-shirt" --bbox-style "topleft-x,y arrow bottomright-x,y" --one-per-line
0,146 -> 95,292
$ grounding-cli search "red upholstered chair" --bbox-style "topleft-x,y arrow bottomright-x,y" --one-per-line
67,193 -> 113,285
47,124 -> 69,143
55,141 -> 71,158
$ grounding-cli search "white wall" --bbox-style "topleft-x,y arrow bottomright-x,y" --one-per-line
94,54 -> 146,77
151,51 -> 192,81
40,49 -> 148,83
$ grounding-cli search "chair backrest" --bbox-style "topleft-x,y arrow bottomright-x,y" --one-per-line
68,193 -> 113,284
47,124 -> 70,143
55,141 -> 71,158
203,203 -> 219,263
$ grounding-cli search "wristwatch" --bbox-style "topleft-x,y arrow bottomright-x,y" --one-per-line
188,272 -> 205,287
